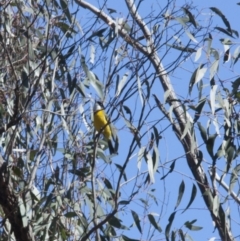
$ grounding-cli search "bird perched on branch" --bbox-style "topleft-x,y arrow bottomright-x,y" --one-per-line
93,101 -> 116,154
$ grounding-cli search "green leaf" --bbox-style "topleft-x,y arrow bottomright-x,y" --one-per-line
215,27 -> 233,37
107,8 -> 117,14
213,195 -> 220,217
210,48 -> 219,60
175,17 -> 189,27
206,134 -> 218,162
210,85 -> 218,115
55,22 -> 76,35
182,8 -> 197,28
197,122 -> 208,142
153,126 -> 161,147
137,147 -> 145,171
194,98 -> 206,122
184,29 -> 198,43
232,77 -> 240,95
232,29 -> 239,38
12,166 -> 23,178
60,0 -> 72,23
226,144 -> 236,173
210,7 -> 232,33
161,160 -> 176,180
108,216 -> 128,229
210,60 -> 219,80
19,197 -> 28,227
66,73 -> 72,95
118,200 -> 131,205
175,180 -> 185,209
123,105 -> 133,121
131,210 -> 142,233
75,81 -> 86,97
81,56 -> 103,99
122,235 -> 140,241
68,167 -> 90,178
182,184 -> 197,213
90,44 -> 95,64
103,177 -> 113,189
21,70 -> 29,88
60,226 -> 68,239
194,47 -> 202,62
165,212 -> 176,241
148,214 -> 162,232
178,229 -> 185,241
86,27 -> 108,40
184,220 -> 203,231
189,64 -> 206,95
224,47 -> 230,64
233,46 -> 240,65
146,153 -> 155,183
65,212 -> 78,218
181,116 -> 192,140
116,72 -> 129,97
171,231 -> 176,241
118,18 -> 131,33
152,145 -> 160,173
229,164 -> 240,194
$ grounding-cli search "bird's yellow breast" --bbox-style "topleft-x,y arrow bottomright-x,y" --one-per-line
94,109 -> 112,140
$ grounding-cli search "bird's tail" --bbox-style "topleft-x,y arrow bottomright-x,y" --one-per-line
108,140 -> 115,154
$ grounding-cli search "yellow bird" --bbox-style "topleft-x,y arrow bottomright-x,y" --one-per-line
93,101 -> 115,154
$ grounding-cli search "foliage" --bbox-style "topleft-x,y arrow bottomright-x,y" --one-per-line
0,0 -> 239,241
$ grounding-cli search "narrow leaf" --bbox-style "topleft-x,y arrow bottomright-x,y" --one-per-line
131,210 -> 142,233
194,98 -> 206,123
147,153 -> 155,183
137,76 -> 143,105
184,221 -> 203,231
229,164 -> 240,194
206,134 -> 218,161
137,147 -> 145,171
148,214 -> 162,232
152,145 -> 160,173
109,216 -> 128,229
210,85 -> 218,115
122,235 -> 140,241
210,7 -> 232,33
210,60 -> 219,80
182,8 -> 197,28
175,180 -> 185,209
90,44 -> 95,64
194,47 -> 202,62
233,46 -> 240,65
212,195 -> 220,217
182,184 -> 197,213
226,144 -> 235,173
189,64 -> 205,95
185,29 -> 198,43
161,160 -> 176,180
197,122 -> 208,142
165,212 -> 176,241
215,27 -> 233,37
116,72 -> 129,96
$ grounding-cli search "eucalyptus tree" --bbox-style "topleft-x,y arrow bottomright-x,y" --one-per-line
0,0 -> 239,241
